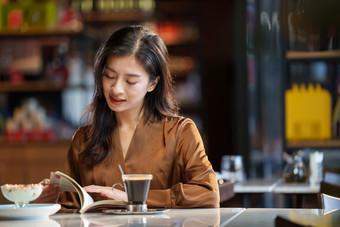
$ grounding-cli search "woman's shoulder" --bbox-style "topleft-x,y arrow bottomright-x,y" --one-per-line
161,116 -> 203,145
165,115 -> 195,124
163,115 -> 198,132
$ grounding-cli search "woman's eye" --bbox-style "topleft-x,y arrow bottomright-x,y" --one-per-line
104,74 -> 115,79
127,81 -> 137,85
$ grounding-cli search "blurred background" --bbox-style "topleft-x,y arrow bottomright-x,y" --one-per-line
0,0 -> 340,190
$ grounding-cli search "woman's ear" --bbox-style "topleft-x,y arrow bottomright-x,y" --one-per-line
147,76 -> 160,92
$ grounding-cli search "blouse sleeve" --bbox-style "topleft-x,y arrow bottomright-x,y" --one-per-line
147,118 -> 220,208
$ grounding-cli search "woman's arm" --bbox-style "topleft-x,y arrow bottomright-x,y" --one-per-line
148,119 -> 220,208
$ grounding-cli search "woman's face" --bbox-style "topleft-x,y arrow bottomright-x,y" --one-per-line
102,55 -> 158,116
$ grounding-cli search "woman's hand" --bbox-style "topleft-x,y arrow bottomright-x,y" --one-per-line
84,185 -> 128,202
33,179 -> 59,203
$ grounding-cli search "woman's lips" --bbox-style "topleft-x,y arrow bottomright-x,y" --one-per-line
110,96 -> 125,105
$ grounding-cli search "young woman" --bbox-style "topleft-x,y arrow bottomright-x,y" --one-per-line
37,25 -> 219,208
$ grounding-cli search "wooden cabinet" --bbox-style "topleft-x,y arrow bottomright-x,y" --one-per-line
0,141 -> 69,204
0,142 -> 69,183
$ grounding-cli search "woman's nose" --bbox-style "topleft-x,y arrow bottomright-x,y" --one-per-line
111,79 -> 124,94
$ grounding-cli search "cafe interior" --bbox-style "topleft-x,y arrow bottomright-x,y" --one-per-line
0,0 -> 340,226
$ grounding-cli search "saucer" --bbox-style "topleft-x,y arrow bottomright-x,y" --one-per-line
103,209 -> 169,215
0,204 -> 61,219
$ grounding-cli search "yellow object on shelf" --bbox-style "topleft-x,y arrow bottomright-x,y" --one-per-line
285,83 -> 331,140
0,0 -> 57,31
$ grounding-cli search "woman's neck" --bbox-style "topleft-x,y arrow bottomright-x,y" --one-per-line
115,109 -> 142,130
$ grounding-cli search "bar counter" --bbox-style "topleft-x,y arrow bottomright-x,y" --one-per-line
1,207 -> 339,227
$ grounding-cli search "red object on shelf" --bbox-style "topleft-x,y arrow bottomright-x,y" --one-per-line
4,130 -> 27,142
156,22 -> 182,44
28,130 -> 41,142
8,9 -> 23,29
10,71 -> 24,84
4,129 -> 57,143
41,129 -> 57,142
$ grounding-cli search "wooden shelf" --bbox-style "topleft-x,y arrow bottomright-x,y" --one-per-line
83,11 -> 153,22
286,50 -> 340,60
0,81 -> 68,92
0,28 -> 83,37
286,140 -> 340,149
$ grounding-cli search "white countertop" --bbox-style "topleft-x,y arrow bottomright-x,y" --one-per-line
0,208 -> 339,227
227,208 -> 340,227
50,208 -> 244,227
234,178 -> 320,194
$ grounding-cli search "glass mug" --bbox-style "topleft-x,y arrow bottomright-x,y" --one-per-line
221,155 -> 244,182
282,153 -> 308,183
113,174 -> 153,212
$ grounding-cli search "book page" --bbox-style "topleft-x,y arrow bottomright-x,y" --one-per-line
50,172 -> 77,192
50,171 -> 94,210
80,199 -> 125,213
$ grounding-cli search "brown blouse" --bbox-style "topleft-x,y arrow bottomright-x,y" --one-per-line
58,116 -> 220,208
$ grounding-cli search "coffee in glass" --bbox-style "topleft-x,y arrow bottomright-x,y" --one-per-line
122,174 -> 153,212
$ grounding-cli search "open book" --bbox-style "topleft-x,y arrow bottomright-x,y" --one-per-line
50,171 -> 125,213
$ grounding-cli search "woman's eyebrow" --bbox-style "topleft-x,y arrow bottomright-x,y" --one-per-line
104,65 -> 115,73
104,65 -> 142,78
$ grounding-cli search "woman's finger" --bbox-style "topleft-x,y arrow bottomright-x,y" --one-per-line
84,185 -> 111,193
84,185 -> 127,201
40,179 -> 50,186
33,184 -> 59,203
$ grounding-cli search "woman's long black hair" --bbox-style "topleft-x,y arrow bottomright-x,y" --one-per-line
80,25 -> 179,166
